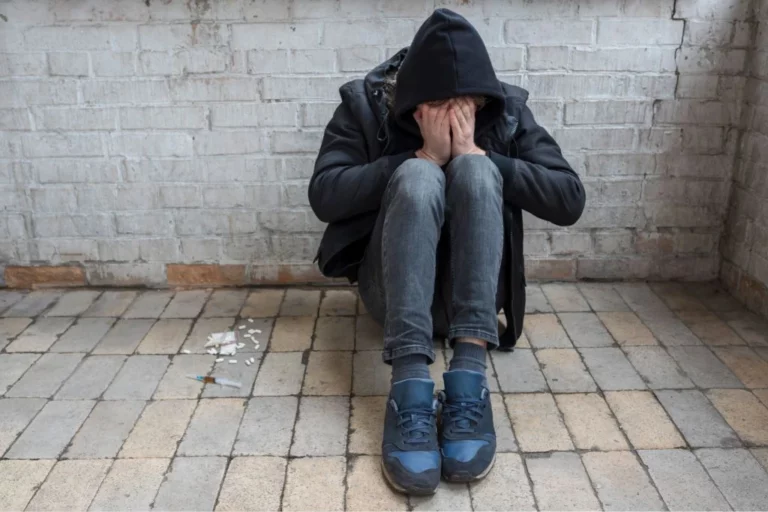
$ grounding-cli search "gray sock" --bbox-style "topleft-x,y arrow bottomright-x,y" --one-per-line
449,341 -> 487,375
391,354 -> 430,384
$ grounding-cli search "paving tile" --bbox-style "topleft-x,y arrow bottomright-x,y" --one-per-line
291,396 -> 349,456
162,289 -> 210,318
558,312 -> 614,347
6,353 -> 84,398
489,393 -> 518,452
280,289 -> 321,316
712,346 -> 768,388
541,283 -> 590,312
319,289 -> 357,316
526,452 -> 601,511
103,355 -> 170,400
515,331 -> 531,348
55,355 -> 126,399
605,391 -> 685,449
707,389 -> 768,446
153,457 -> 227,512
504,393 -> 573,452
283,456 -> 346,511
579,347 -> 646,390
623,346 -> 694,389
349,396 -> 386,455
636,311 -> 702,346
5,317 -> 75,352
119,399 -> 196,458
303,350 -> 352,395
202,353 -> 263,398
253,352 -> 306,396
677,311 -> 745,346
536,348 -> 596,393
667,346 -> 743,388
582,451 -> 663,511
0,354 -> 39,396
26,459 -> 111,511
270,316 -> 314,351
412,482 -> 472,511
234,396 -> 298,456
216,457 -> 286,512
614,283 -> 670,314
314,316 -> 355,350
346,455 -> 409,511
357,292 -> 368,315
240,289 -> 284,317
6,400 -> 94,459
89,458 -> 169,512
577,283 -> 629,311
696,448 -> 768,511
84,290 -> 137,317
153,354 -> 214,399
64,400 -> 146,459
122,290 -> 174,318
3,290 -> 61,317
353,350 -> 392,396
429,349 -> 446,389
355,314 -> 384,351
181,317 -> 235,354
136,319 -> 191,354
555,393 -> 628,451
491,349 -> 547,392
0,317 -> 33,350
469,453 -> 535,511
655,389 -> 741,448
0,290 -> 25,314
755,389 -> 768,408
178,398 -> 245,456
0,398 -> 47,456
49,317 -> 115,353
525,284 -> 553,313
484,351 -> 501,392
524,314 -> 572,348
202,289 -> 248,317
93,319 -> 154,355
757,347 -> 768,362
639,449 -> 730,511
719,310 -> 768,347
45,290 -> 101,317
598,311 -> 657,346
650,282 -> 708,311
753,448 -> 768,471
0,460 -> 55,511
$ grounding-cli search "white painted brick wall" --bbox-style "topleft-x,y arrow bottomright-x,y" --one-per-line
0,0 -> 762,285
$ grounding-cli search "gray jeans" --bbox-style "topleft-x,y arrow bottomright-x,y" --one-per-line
358,154 -> 505,364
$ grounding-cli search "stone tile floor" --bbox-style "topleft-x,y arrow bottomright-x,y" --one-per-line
1,282 -> 768,511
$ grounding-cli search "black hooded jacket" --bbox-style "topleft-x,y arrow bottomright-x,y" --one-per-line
308,9 -> 585,349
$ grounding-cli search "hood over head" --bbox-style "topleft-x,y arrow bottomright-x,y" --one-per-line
393,8 -> 506,137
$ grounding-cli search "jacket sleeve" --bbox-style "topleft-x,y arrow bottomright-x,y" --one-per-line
309,101 -> 415,224
488,103 -> 585,226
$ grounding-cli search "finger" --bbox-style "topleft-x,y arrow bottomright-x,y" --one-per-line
453,102 -> 469,134
438,105 -> 450,129
459,98 -> 474,123
449,108 -> 460,135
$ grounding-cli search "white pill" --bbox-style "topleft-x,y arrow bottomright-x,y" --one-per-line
215,358 -> 224,363
228,359 -> 237,364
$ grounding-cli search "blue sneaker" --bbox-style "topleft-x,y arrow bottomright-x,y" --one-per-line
381,378 -> 440,495
439,370 -> 496,482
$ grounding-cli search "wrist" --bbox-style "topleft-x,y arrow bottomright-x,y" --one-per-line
416,148 -> 447,166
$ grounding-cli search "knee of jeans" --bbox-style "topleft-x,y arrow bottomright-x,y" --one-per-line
446,154 -> 502,197
388,158 -> 446,206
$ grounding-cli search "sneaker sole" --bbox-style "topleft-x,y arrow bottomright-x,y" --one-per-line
380,457 -> 438,496
443,453 -> 496,483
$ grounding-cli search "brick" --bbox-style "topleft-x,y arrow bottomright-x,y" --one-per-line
64,400 -> 144,459
153,457 -> 227,512
104,355 -> 169,400
0,398 -> 46,455
583,451 -> 663,511
605,391 -> 685,449
556,393 -> 628,451
119,106 -> 205,130
572,48 -> 675,72
558,313 -> 614,348
6,399 -> 93,459
505,393 -> 573,452
123,291 -> 173,318
526,452 -> 600,511
253,352 -> 305,396
202,353 -> 263,398
263,76 -> 346,100
6,353 -> 82,398
6,317 -> 74,352
212,102 -> 298,128
677,48 -> 747,75
48,52 -> 89,77
83,79 -> 169,104
179,398 -> 245,456
6,269 -> 84,292
346,456 -> 409,512
536,348 -> 596,393
92,51 -> 134,76
0,53 -> 46,76
469,453 -> 535,510
89,458 -> 170,512
668,346 -> 743,388
585,154 -> 656,178
55,355 -> 125,399
119,399 -> 195,458
338,46 -> 383,71
579,347 -> 646,391
0,107 -> 30,130
355,314 -> 383,351
707,389 -> 768,446
93,319 -> 153,355
598,19 -> 683,45
153,355 -> 213,399
524,314 -> 572,348
677,0 -> 751,19
0,460 -> 54,511
353,350 -> 392,396
527,46 -> 569,71
696,448 -> 768,511
0,80 -> 77,108
491,349 -> 547,393
217,457 -> 286,511
271,316 -> 314,351
566,101 -> 650,125
505,20 -> 592,44
246,49 -> 290,73
234,396 -> 298,456
540,284 -> 589,312
283,457 -> 345,512
291,396 -> 348,456
656,389 -> 741,448
110,132 -> 192,157
138,23 -> 226,50
162,290 -> 210,318
303,351 -> 352,396
231,22 -> 321,49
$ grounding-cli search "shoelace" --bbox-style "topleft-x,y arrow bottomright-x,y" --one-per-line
441,398 -> 486,434
396,406 -> 437,445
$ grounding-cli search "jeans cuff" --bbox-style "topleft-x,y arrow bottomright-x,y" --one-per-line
448,327 -> 499,348
382,342 -> 437,365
